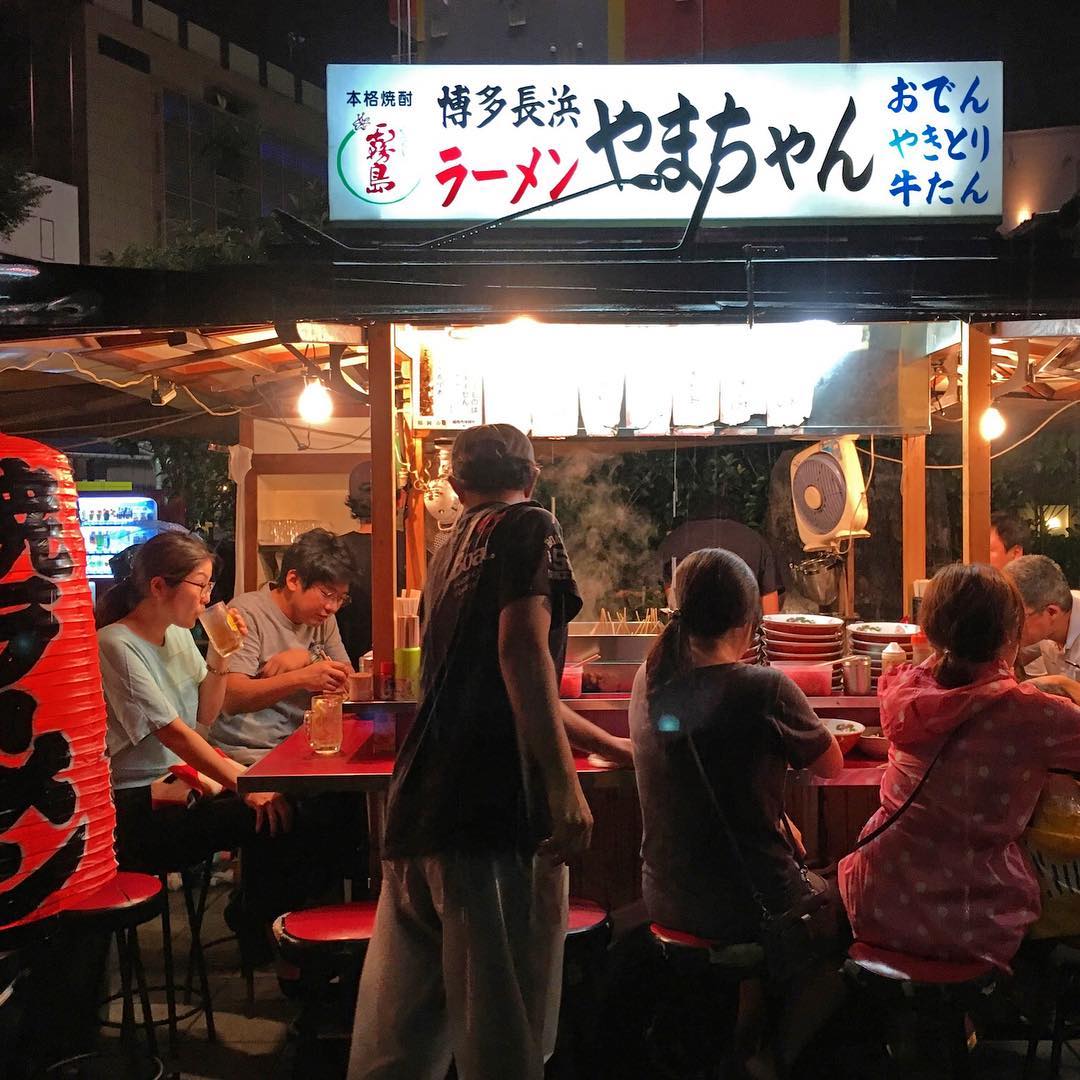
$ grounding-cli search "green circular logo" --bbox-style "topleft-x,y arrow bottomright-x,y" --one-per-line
336,128 -> 420,206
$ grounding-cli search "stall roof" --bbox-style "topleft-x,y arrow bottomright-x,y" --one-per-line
2,211 -> 1080,436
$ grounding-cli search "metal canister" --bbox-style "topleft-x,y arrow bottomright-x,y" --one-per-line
841,656 -> 872,696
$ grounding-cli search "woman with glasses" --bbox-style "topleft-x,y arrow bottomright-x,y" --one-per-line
97,532 -> 293,878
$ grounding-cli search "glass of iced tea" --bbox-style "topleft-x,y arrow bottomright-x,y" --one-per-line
198,601 -> 243,658
306,693 -> 344,755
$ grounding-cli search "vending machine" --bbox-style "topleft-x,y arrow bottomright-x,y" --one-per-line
77,489 -> 165,582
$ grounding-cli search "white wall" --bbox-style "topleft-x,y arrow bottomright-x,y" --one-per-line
252,416 -> 371,454
1002,126 -> 1080,232
0,176 -> 80,264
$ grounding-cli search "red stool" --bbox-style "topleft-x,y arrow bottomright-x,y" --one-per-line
273,901 -> 379,1055
843,942 -> 997,1079
647,924 -> 766,1077
554,900 -> 614,1075
63,872 -> 165,1065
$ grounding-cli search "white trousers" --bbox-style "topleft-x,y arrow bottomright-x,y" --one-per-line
347,851 -> 568,1080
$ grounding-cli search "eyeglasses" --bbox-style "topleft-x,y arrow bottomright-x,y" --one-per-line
182,579 -> 215,598
314,584 -> 351,608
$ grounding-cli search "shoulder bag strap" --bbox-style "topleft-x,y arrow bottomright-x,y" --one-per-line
686,733 -> 772,921
850,723 -> 961,850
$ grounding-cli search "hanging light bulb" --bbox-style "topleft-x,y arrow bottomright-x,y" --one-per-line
979,405 -> 1006,441
298,376 -> 333,425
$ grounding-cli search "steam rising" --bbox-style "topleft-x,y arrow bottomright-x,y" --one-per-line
541,452 -> 659,619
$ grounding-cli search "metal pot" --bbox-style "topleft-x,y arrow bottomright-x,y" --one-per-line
789,553 -> 843,607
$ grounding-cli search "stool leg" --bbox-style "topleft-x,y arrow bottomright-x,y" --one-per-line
128,927 -> 159,1059
115,929 -> 137,1050
183,861 -> 212,1001
159,880 -> 179,1058
947,1010 -> 971,1080
182,870 -> 217,1042
1023,1032 -> 1040,1080
181,873 -> 195,1006
1050,993 -> 1066,1079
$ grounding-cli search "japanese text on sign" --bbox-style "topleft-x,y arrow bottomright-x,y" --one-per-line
327,63 -> 1003,224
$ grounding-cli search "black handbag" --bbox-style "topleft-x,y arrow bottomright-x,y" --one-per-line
686,724 -> 960,983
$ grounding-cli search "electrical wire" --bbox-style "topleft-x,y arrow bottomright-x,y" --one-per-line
855,399 -> 1080,470
179,384 -> 242,416
0,355 -> 51,376
8,410 -> 197,439
59,413 -> 198,448
65,352 -> 155,389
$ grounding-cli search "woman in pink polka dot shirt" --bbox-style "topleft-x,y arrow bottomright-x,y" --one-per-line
839,563 -> 1080,971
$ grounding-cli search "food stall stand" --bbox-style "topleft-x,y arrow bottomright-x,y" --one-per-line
5,58 -> 1080,905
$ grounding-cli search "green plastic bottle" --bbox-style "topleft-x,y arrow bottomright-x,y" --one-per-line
393,646 -> 421,701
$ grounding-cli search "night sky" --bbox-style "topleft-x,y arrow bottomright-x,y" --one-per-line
155,0 -> 1080,130
153,0 -> 398,86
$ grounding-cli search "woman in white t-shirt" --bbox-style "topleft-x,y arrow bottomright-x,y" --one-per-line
97,533 -> 291,894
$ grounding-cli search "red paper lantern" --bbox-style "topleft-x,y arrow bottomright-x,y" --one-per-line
0,435 -> 116,938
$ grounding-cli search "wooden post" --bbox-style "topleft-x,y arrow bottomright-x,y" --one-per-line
239,415 -> 257,593
368,323 -> 397,671
961,323 -> 992,564
405,427 -> 427,591
901,435 -> 926,617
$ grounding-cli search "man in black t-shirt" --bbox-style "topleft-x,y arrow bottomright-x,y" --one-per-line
659,517 -> 784,614
348,424 -> 607,1080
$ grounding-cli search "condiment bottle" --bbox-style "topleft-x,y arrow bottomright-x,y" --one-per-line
910,631 -> 932,666
394,646 -> 421,701
376,660 -> 395,701
880,641 -> 907,678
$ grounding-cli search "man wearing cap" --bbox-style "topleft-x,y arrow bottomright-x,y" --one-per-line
349,423 -> 625,1080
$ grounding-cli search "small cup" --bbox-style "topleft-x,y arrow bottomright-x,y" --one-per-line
559,663 -> 583,698
198,602 -> 243,658
841,656 -> 872,696
348,671 -> 374,702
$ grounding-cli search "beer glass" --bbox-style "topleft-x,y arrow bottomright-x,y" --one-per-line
198,601 -> 243,658
306,693 -> 344,755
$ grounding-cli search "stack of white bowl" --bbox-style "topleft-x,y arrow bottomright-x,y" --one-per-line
761,614 -> 845,694
847,622 -> 919,692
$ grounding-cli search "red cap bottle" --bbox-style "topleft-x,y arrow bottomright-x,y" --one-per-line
376,661 -> 396,701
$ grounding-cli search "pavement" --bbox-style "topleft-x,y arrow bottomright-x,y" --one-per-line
88,880 -> 1080,1079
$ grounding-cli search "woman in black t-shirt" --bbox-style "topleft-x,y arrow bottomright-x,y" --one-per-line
629,547 -> 843,1078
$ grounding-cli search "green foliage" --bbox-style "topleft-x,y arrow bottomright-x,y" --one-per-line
101,178 -> 329,270
992,428 -> 1080,541
1031,533 -> 1080,588
534,444 -> 778,613
117,436 -> 234,534
101,221 -> 266,270
0,155 -> 49,240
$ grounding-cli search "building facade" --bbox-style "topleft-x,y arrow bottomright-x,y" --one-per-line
2,0 -> 328,264
409,0 -> 846,64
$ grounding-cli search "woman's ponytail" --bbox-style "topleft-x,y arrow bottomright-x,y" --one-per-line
95,576 -> 139,629
645,613 -> 693,697
644,548 -> 759,701
94,531 -> 213,629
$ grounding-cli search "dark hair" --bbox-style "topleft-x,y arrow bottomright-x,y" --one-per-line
685,490 -> 738,523
645,548 -> 759,696
991,511 -> 1029,555
96,532 -> 213,628
920,562 -> 1024,687
277,528 -> 356,589
347,461 -> 372,522
345,494 -> 371,521
452,424 -> 537,495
